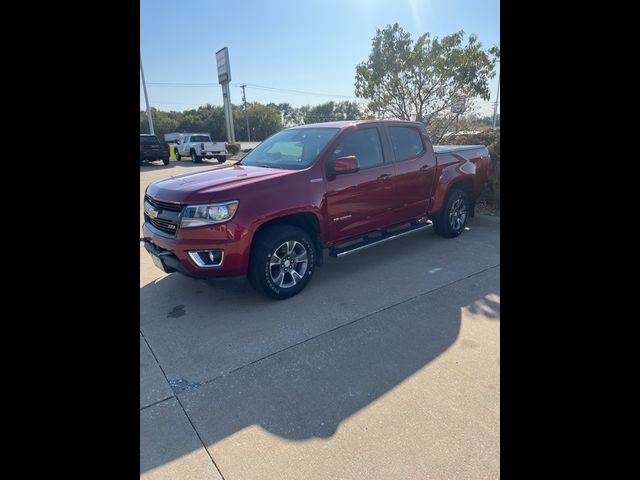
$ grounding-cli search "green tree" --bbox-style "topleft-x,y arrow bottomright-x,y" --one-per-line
234,102 -> 283,141
355,23 -> 499,137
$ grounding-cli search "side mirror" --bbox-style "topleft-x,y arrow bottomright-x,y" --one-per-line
329,155 -> 360,176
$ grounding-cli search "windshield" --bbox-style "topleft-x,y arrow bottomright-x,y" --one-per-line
190,135 -> 212,142
140,135 -> 160,145
240,128 -> 339,170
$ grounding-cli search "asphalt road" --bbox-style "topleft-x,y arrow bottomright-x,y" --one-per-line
140,160 -> 500,479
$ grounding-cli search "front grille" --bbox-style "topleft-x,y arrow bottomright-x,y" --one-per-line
145,196 -> 184,213
145,195 -> 184,236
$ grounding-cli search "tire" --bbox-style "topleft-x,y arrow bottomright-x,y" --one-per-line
191,149 -> 201,163
216,156 -> 226,163
162,157 -> 169,165
248,225 -> 316,300
175,149 -> 181,161
433,188 -> 470,238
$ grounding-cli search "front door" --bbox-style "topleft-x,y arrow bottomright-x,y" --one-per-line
325,126 -> 396,243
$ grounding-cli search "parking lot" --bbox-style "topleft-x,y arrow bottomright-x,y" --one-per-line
140,159 -> 500,479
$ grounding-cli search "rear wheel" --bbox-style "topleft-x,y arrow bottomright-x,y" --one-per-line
215,156 -> 226,163
433,188 -> 469,238
248,225 -> 316,300
162,157 -> 169,165
175,149 -> 181,161
191,149 -> 201,163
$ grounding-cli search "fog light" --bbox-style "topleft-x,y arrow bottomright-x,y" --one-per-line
188,250 -> 224,268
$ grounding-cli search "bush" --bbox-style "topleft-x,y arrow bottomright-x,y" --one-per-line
444,129 -> 500,208
227,143 -> 241,155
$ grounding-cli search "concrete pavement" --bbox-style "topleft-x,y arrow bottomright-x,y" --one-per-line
140,161 -> 500,479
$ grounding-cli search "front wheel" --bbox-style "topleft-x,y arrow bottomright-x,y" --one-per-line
433,188 -> 470,238
248,225 -> 316,300
175,149 -> 181,161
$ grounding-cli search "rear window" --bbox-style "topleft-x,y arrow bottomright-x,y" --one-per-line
190,135 -> 211,142
140,135 -> 160,145
388,126 -> 425,162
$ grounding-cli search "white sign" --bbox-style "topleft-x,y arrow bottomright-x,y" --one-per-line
451,96 -> 467,114
216,47 -> 231,84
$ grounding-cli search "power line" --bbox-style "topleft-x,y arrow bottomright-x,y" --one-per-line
144,81 -> 358,99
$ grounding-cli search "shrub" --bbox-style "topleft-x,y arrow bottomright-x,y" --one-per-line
227,143 -> 241,155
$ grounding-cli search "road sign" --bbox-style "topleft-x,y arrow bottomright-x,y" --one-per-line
451,96 -> 467,114
216,47 -> 231,84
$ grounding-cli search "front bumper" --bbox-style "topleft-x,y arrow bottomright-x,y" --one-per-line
142,221 -> 252,278
140,152 -> 170,161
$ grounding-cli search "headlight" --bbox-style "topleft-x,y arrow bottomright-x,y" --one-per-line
180,200 -> 239,227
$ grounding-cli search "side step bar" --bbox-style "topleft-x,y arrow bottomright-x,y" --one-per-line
329,221 -> 433,258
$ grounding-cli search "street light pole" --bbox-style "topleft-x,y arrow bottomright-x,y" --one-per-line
240,84 -> 251,142
140,53 -> 155,135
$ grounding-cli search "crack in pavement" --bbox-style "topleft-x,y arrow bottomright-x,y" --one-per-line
140,331 -> 226,480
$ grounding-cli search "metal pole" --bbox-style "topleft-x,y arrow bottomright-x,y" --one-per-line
221,83 -> 236,143
140,53 -> 155,135
492,70 -> 500,129
240,84 -> 251,142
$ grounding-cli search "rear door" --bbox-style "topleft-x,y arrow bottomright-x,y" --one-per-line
384,124 -> 436,221
325,126 -> 397,242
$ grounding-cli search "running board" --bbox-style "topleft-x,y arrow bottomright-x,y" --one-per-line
329,221 -> 433,258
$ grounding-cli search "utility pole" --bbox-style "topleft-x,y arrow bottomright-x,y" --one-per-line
492,69 -> 500,129
240,84 -> 251,142
140,53 -> 154,135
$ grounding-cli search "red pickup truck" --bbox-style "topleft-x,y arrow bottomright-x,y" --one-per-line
143,120 -> 491,299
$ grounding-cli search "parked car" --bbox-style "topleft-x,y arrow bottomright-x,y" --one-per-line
140,134 -> 170,165
173,134 -> 227,163
142,120 -> 491,299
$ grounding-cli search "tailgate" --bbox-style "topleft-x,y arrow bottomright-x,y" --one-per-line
203,142 -> 225,152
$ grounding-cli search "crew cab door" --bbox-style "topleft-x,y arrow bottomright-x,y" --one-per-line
178,136 -> 189,155
324,126 -> 397,243
383,124 -> 437,220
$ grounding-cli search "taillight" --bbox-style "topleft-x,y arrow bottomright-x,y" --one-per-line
201,143 -> 205,151
225,143 -> 228,150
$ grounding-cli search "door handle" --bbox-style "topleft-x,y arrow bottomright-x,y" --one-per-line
378,174 -> 391,180
420,165 -> 430,171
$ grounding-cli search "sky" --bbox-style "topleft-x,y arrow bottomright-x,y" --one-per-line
140,0 -> 500,116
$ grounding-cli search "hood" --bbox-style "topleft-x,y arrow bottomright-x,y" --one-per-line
146,164 -> 298,204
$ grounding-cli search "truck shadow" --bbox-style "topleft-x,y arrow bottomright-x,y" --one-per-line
140,218 -> 500,474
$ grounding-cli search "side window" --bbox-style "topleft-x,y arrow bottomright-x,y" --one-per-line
388,127 -> 425,162
331,128 -> 384,169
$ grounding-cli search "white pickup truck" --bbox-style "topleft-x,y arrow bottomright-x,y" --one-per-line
173,134 -> 227,163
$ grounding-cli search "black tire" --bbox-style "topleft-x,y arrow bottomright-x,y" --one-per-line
215,156 -> 226,163
191,149 -> 201,163
175,149 -> 181,161
162,157 -> 169,165
433,188 -> 470,238
248,224 -> 316,300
